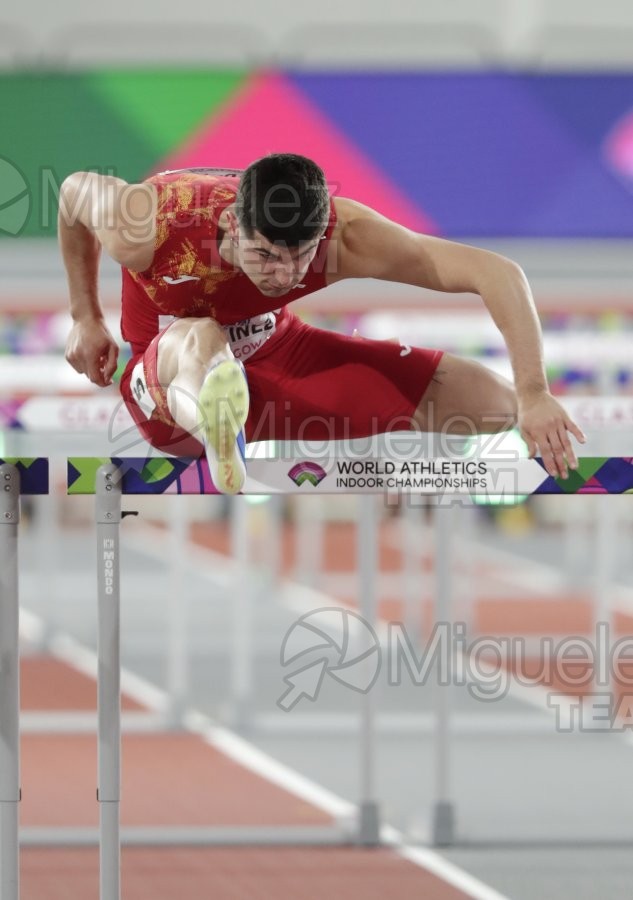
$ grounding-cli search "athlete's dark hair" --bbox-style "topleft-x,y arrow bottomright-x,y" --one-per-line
235,153 -> 330,245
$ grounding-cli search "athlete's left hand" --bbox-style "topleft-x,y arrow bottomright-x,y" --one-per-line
518,392 -> 586,479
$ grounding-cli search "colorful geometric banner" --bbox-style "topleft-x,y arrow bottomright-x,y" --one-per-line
0,458 -> 49,494
67,456 -> 633,496
4,71 -> 633,238
534,457 -> 633,495
67,456 -> 213,495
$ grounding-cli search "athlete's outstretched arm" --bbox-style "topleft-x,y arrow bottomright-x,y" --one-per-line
331,198 -> 585,470
58,172 -> 155,386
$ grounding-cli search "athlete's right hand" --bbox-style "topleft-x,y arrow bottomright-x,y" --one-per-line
65,317 -> 119,387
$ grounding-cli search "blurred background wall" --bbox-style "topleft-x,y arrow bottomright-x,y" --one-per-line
4,0 -> 633,69
3,0 -> 633,243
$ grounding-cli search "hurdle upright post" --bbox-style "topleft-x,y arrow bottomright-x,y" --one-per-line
357,494 -> 381,845
229,496 -> 254,726
166,496 -> 190,724
0,465 -> 20,900
431,497 -> 456,846
95,464 -> 123,900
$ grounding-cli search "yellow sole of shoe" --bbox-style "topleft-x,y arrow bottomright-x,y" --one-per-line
197,360 -> 249,494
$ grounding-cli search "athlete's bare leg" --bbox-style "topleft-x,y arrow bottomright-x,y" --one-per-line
156,317 -> 249,493
413,353 -> 517,435
156,318 -> 231,432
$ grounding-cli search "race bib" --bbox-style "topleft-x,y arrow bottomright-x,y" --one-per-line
224,311 -> 279,362
156,311 -> 279,364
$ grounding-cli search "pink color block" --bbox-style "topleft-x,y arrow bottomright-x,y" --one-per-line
162,461 -> 217,494
578,476 -> 606,494
160,73 -> 436,233
604,111 -> 633,179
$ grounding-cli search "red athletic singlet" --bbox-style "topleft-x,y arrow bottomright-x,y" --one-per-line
119,170 -> 442,456
121,170 -> 337,358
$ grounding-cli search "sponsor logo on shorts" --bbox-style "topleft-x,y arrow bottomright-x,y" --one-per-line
288,462 -> 328,488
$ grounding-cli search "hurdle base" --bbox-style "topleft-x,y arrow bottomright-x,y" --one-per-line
432,801 -> 456,847
221,699 -> 257,734
1,803 -> 19,900
357,802 -> 381,847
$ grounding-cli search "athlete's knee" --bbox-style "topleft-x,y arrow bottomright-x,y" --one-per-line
177,318 -> 230,368
157,317 -> 231,386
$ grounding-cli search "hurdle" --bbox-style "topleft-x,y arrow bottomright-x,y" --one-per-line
64,452 -> 633,898
2,452 -> 632,900
65,454 -> 633,497
65,458 -> 392,900
0,459 -> 49,900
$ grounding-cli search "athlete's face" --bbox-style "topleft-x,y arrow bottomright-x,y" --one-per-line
235,229 -> 322,297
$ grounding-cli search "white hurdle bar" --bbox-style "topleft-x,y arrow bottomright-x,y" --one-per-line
65,454 -> 633,498
5,393 -> 633,437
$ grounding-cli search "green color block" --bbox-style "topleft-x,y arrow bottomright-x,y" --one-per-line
68,457 -> 110,494
0,157 -> 31,236
141,457 -> 175,483
553,457 -> 608,493
0,69 -> 248,237
554,468 -> 588,494
576,457 -> 608,479
85,69 -> 247,160
0,73 -> 156,237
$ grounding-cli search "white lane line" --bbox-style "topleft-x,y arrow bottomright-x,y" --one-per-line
397,842 -> 511,900
191,714 -> 356,821
48,631 -> 169,713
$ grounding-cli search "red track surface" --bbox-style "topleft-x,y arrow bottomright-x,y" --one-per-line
18,657 -> 473,899
22,847 -> 469,900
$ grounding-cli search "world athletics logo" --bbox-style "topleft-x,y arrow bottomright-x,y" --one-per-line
287,461 -> 328,488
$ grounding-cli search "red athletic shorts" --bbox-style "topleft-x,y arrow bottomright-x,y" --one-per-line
120,312 -> 443,456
